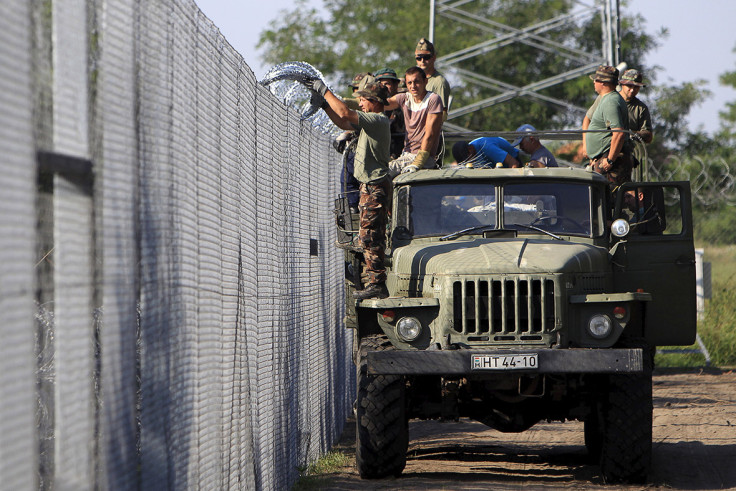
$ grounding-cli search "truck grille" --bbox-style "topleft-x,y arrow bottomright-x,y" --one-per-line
452,277 -> 556,340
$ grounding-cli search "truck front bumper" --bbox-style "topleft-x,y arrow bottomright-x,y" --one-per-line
367,348 -> 643,375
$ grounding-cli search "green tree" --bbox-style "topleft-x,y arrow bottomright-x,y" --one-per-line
645,80 -> 712,161
713,48 -> 736,160
258,0 -> 662,131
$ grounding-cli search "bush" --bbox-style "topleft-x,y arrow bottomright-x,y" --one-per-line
656,245 -> 736,368
699,284 -> 736,366
693,205 -> 736,245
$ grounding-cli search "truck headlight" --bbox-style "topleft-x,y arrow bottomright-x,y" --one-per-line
588,314 -> 613,339
396,317 -> 422,342
611,218 -> 630,238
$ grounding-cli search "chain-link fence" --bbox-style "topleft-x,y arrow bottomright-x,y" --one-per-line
1,1 -> 351,490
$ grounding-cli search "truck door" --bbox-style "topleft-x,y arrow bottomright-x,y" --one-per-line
612,181 -> 696,345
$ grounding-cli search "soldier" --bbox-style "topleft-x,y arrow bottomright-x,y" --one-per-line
414,38 -> 452,119
303,77 -> 392,299
618,69 -> 654,143
374,67 -> 406,159
338,72 -> 378,211
618,69 -> 653,144
583,65 -> 631,188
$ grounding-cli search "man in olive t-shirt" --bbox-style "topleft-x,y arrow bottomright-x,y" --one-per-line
303,77 -> 392,300
584,65 -> 631,187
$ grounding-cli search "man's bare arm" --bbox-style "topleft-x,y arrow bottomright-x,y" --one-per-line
322,90 -> 359,131
637,129 -> 653,144
384,94 -> 399,111
608,128 -> 626,160
581,115 -> 591,156
421,112 -> 443,153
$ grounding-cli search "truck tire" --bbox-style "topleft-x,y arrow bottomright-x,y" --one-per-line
355,335 -> 408,479
598,354 -> 653,483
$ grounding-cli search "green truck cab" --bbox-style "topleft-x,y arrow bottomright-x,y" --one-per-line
337,166 -> 696,483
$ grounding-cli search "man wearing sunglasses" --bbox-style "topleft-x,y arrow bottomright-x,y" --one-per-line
415,38 -> 451,120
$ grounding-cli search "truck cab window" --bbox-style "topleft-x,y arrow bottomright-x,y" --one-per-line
503,182 -> 596,236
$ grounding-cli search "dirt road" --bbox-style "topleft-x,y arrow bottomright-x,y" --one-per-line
315,369 -> 736,490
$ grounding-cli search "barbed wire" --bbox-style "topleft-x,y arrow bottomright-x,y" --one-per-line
260,61 -> 341,137
647,155 -> 736,207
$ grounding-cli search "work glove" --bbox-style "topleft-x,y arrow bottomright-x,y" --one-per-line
401,164 -> 418,174
333,131 -> 354,154
310,91 -> 328,110
410,150 -> 430,169
304,77 -> 328,97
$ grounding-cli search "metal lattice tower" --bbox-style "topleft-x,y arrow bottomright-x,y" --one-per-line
429,0 -> 620,132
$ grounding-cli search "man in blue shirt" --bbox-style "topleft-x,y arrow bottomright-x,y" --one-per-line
451,137 -> 521,168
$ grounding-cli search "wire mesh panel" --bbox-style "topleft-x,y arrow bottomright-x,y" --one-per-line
51,0 -> 96,488
0,1 -> 37,490
95,0 -> 141,487
5,0 -> 351,489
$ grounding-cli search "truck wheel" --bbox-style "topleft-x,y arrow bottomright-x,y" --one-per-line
598,359 -> 652,483
355,335 -> 408,479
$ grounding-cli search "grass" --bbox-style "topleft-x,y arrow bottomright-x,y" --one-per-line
655,244 -> 736,368
292,451 -> 351,490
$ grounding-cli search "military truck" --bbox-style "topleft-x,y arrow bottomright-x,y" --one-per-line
336,166 -> 696,483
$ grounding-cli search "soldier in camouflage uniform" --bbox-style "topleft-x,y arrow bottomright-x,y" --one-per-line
619,69 -> 653,144
303,77 -> 392,299
335,73 -> 376,211
374,67 -> 406,159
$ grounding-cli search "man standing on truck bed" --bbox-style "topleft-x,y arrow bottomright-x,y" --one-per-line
583,65 -> 632,188
385,66 -> 444,176
414,37 -> 451,120
619,69 -> 653,145
303,77 -> 392,300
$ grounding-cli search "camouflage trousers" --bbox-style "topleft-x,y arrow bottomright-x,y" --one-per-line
359,178 -> 392,285
591,153 -> 633,189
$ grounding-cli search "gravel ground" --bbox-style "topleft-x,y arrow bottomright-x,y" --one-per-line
308,369 -> 736,490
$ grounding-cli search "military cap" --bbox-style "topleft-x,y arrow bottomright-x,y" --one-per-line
349,72 -> 373,90
589,65 -> 619,83
415,37 -> 435,55
374,68 -> 400,82
353,81 -> 389,105
619,69 -> 646,87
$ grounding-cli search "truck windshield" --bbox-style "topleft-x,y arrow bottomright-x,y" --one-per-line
406,183 -> 497,237
503,182 -> 594,236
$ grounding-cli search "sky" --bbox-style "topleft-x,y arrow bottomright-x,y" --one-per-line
196,0 -> 736,135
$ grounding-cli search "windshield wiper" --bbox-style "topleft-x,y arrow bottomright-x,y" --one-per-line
439,224 -> 497,241
514,223 -> 564,241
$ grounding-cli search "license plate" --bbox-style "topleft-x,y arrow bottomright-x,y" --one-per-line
471,354 -> 538,370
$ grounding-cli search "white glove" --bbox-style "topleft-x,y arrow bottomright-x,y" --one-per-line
402,164 -> 418,174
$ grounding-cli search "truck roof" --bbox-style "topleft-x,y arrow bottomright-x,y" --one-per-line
393,166 -> 610,185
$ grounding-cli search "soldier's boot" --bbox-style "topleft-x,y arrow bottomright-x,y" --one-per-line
352,282 -> 388,300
